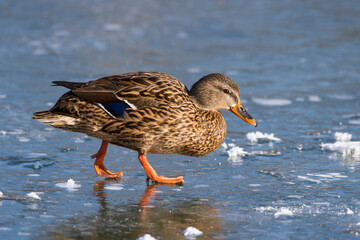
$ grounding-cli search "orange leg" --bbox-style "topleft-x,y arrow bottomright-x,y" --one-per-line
138,153 -> 184,184
91,140 -> 123,178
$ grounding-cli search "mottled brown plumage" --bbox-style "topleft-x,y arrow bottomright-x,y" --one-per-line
33,71 -> 256,184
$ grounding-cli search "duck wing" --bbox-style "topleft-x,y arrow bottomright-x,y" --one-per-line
53,71 -> 191,109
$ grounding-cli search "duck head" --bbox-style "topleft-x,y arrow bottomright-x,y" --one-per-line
189,73 -> 257,127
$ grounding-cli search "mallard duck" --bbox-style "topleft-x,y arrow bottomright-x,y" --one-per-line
33,71 -> 256,184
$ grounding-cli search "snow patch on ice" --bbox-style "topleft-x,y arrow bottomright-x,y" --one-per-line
27,192 -> 41,200
104,184 -> 123,191
247,131 -> 281,143
18,136 -> 30,142
137,234 -> 157,240
308,95 -> 321,102
252,97 -> 292,106
346,208 -> 354,215
227,146 -> 248,161
274,207 -> 294,218
298,175 -> 322,184
182,226 -> 203,238
56,179 -> 81,191
335,132 -> 352,142
321,132 -> 360,158
255,206 -> 277,212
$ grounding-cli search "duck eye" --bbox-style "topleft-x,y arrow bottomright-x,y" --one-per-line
223,89 -> 230,94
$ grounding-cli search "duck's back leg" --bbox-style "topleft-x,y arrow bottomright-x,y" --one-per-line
92,140 -> 123,178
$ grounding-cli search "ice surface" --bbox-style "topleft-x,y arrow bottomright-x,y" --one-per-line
274,207 -> 294,218
187,67 -> 201,73
137,234 -> 157,240
308,95 -> 321,102
182,226 -> 203,238
0,94 -> 6,99
321,132 -> 360,158
26,192 -> 41,200
346,208 -> 354,215
104,23 -> 123,31
252,97 -> 292,106
56,179 -> 81,191
247,131 -> 281,143
17,136 -> 30,142
335,132 -> 352,142
349,120 -> 360,125
220,142 -> 227,149
227,146 -> 248,161
104,184 -> 124,190
298,176 -> 322,184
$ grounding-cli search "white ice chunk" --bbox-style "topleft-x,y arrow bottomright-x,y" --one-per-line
27,192 -> 41,200
308,95 -> 321,102
298,176 -> 322,184
182,226 -> 203,238
0,191 -> 3,198
247,131 -> 281,143
227,146 -> 248,161
18,137 -> 30,142
56,179 -> 81,191
220,142 -> 227,149
321,132 -> 360,158
0,94 -> 6,99
137,234 -> 157,240
346,208 -> 354,215
335,132 -> 352,142
322,141 -> 360,157
252,97 -> 292,106
255,206 -> 276,212
104,184 -> 123,191
274,207 -> 293,218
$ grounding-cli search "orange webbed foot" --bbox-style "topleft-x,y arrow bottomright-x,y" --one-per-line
151,175 -> 184,185
92,140 -> 123,179
139,153 -> 184,185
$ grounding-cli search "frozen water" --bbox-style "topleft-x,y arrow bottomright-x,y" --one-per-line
182,227 -> 203,238
137,234 -> 157,240
246,131 -> 281,143
274,207 -> 294,218
104,184 -> 124,191
26,192 -> 41,200
1,0 -> 360,239
322,132 -> 360,158
252,98 -> 292,106
0,191 -> 3,198
56,179 -> 81,191
308,95 -> 322,102
335,132 -> 352,142
227,146 -> 248,161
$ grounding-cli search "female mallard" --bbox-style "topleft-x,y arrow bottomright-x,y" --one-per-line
33,71 -> 257,184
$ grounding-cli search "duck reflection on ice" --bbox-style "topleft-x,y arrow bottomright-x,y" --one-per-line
46,181 -> 224,239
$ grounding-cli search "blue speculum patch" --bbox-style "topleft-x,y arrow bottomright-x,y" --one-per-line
102,101 -> 131,118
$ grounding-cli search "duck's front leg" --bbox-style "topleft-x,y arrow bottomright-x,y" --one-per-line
138,153 -> 184,184
92,140 -> 123,178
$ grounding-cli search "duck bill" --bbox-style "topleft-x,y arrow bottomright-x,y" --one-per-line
230,101 -> 257,127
